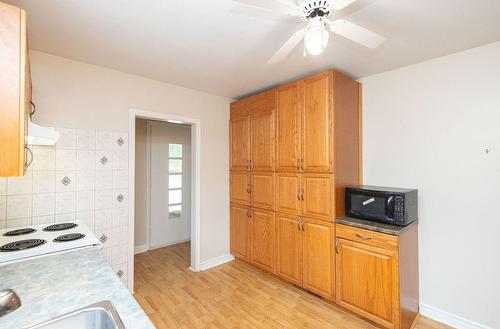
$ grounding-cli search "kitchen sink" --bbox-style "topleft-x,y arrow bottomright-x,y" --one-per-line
25,300 -> 125,329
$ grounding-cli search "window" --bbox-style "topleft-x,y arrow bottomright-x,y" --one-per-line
168,143 -> 183,219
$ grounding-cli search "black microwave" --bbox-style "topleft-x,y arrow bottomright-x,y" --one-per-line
345,186 -> 418,226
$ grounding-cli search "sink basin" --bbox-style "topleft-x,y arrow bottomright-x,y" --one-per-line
25,301 -> 125,329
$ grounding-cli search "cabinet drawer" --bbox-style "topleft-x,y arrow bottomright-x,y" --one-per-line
336,224 -> 398,251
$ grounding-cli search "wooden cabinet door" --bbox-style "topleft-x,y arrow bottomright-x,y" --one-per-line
230,205 -> 251,262
250,172 -> 274,210
276,214 -> 302,285
250,209 -> 275,273
336,238 -> 398,328
302,219 -> 334,300
275,173 -> 301,215
230,116 -> 250,171
302,173 -> 334,220
301,72 -> 333,173
250,110 -> 274,171
276,83 -> 301,172
230,172 -> 249,205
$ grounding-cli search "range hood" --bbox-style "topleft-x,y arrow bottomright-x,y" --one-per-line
27,117 -> 60,146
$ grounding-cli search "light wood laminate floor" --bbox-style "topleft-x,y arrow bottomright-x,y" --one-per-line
134,242 -> 451,329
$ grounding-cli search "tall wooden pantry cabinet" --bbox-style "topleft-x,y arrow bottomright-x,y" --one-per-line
230,70 -> 361,301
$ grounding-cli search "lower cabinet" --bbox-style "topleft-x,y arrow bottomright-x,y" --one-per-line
230,204 -> 251,262
276,213 -> 335,300
335,224 -> 419,329
250,208 -> 275,272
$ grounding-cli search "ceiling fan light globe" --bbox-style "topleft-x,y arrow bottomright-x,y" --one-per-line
304,18 -> 329,56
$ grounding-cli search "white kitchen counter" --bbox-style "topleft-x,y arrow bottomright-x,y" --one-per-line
0,247 -> 154,328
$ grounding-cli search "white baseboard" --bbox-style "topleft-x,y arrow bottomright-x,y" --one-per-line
199,254 -> 235,271
420,303 -> 492,329
134,244 -> 148,255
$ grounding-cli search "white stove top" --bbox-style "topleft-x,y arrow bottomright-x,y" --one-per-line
0,221 -> 102,265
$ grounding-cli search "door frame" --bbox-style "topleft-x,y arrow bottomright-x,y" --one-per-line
128,109 -> 202,291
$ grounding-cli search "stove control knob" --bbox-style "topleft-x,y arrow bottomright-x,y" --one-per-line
99,234 -> 108,243
117,270 -> 124,278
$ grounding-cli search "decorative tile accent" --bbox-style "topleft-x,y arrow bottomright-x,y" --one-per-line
100,156 -> 108,165
116,138 -> 124,147
116,194 -> 124,203
56,171 -> 76,193
61,176 -> 71,186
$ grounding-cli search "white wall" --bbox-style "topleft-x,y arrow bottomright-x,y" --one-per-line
134,119 -> 148,248
361,41 -> 500,328
30,51 -> 231,263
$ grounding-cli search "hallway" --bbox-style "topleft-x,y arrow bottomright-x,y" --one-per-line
134,243 -> 450,329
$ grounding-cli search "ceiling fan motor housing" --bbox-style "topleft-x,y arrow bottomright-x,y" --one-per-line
300,0 -> 333,20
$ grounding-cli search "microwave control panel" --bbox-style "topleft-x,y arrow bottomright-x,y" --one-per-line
394,195 -> 405,221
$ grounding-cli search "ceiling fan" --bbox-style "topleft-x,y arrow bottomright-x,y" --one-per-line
233,0 -> 386,64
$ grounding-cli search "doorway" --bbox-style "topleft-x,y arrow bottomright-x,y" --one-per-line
128,109 -> 201,291
149,120 -> 191,249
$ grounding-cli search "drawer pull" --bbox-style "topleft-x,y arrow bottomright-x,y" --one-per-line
355,233 -> 372,240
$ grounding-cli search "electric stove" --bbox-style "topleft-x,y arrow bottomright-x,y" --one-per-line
0,221 -> 101,265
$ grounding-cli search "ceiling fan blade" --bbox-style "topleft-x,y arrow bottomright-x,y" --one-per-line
268,28 -> 307,64
232,0 -> 299,16
330,0 -> 376,20
330,20 -> 385,48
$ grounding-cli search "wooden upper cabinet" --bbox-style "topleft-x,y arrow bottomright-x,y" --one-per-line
230,204 -> 251,262
250,208 -> 275,273
275,173 -> 301,215
230,172 -> 250,205
276,213 -> 302,285
301,72 -> 333,173
302,218 -> 334,300
250,110 -> 274,171
250,172 -> 274,210
276,82 -> 301,172
336,238 -> 397,328
302,173 -> 334,220
0,3 -> 29,177
230,116 -> 250,171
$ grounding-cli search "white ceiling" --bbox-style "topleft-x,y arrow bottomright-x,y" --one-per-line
5,0 -> 500,98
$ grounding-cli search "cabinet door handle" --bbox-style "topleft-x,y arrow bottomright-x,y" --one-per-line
29,101 -> 36,118
297,218 -> 301,231
335,239 -> 339,254
249,159 -> 252,170
296,158 -> 300,171
355,233 -> 373,240
24,146 -> 33,171
247,209 -> 251,218
301,218 -> 305,232
247,184 -> 251,194
300,158 -> 304,171
300,188 -> 304,201
297,188 -> 301,200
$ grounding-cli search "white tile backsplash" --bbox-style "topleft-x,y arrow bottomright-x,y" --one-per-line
56,128 -> 77,149
32,146 -> 56,171
112,133 -> 128,152
0,196 -> 6,220
96,131 -> 113,151
32,193 -> 55,217
4,128 -> 129,287
7,195 -> 32,219
77,129 -> 96,150
95,171 -> 113,190
76,190 -> 94,212
77,150 -> 96,171
56,149 -> 77,171
33,171 -> 55,194
55,192 -> 76,215
7,172 -> 33,195
55,171 -> 76,192
112,152 -> 128,170
0,178 -> 6,195
94,189 -> 113,210
76,171 -> 95,191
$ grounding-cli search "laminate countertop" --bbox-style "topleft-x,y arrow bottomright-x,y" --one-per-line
336,216 -> 417,236
0,247 -> 154,329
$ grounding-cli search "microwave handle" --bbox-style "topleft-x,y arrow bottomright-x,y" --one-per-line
386,195 -> 395,218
